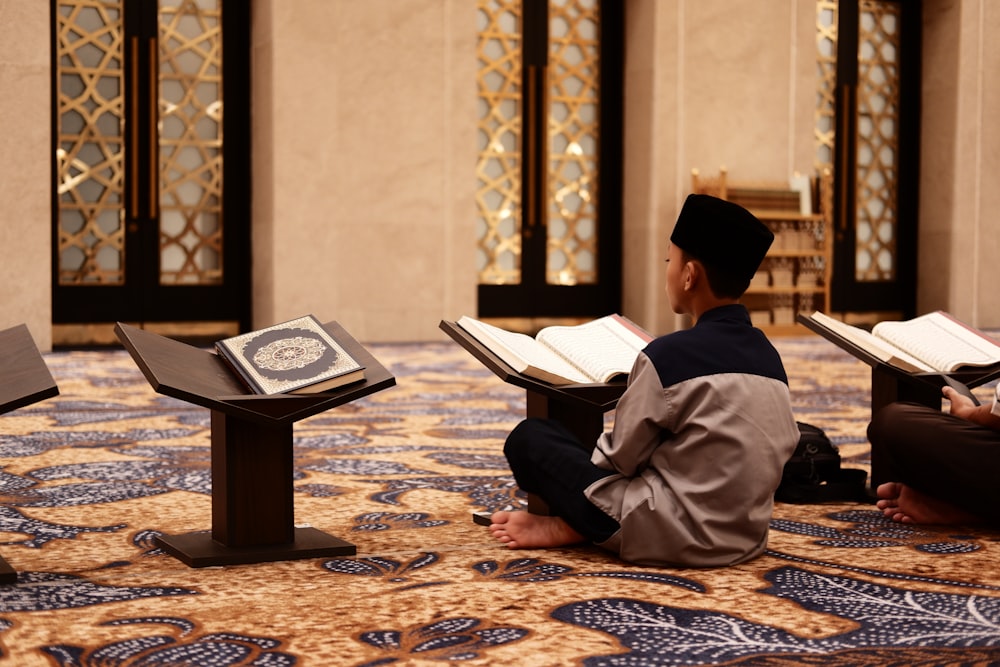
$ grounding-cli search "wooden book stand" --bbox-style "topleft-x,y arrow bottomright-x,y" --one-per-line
116,321 -> 395,567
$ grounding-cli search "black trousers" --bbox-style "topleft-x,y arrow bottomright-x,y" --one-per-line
867,402 -> 1000,525
504,418 -> 621,543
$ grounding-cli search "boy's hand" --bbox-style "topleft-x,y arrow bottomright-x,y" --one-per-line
943,386 -> 979,420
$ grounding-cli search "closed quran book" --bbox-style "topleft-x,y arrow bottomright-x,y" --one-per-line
215,315 -> 365,395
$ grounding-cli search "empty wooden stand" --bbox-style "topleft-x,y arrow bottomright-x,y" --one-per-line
0,325 -> 60,584
115,321 -> 395,568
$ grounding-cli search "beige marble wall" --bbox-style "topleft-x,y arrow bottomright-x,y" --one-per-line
255,0 -> 824,342
251,0 -> 478,342
5,1 -> 1000,349
919,0 -> 1000,329
621,0 -> 818,333
0,1 -> 51,350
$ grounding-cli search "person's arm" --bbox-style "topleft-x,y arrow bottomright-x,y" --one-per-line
591,354 -> 667,476
943,385 -> 1000,431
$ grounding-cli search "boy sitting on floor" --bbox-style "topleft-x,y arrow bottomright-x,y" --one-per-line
488,194 -> 800,567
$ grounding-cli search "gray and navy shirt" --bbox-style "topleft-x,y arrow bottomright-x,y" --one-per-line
586,304 -> 799,567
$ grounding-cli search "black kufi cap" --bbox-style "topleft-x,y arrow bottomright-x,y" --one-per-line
669,194 -> 773,283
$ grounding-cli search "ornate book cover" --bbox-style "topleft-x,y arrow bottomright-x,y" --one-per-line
215,315 -> 365,394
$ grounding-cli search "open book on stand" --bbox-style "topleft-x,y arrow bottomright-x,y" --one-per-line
216,315 -> 365,394
803,310 -> 1000,374
456,314 -> 654,385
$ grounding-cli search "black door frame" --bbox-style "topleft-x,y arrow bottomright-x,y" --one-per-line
50,0 -> 251,331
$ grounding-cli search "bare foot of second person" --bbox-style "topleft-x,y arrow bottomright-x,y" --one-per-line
489,510 -> 585,549
875,482 -> 981,525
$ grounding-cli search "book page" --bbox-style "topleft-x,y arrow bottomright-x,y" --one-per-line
873,311 -> 1000,372
536,315 -> 649,383
456,317 -> 591,384
808,311 -> 933,373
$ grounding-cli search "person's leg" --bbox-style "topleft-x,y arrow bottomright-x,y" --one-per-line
868,402 -> 1000,525
491,418 -> 620,547
489,509 -> 587,548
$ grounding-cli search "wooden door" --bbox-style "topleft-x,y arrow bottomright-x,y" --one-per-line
51,0 -> 250,343
826,0 -> 922,318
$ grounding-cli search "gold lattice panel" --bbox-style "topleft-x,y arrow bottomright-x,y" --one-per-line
476,0 -> 523,285
55,0 -> 126,286
854,0 -> 900,282
815,0 -> 901,285
815,0 -> 837,173
546,0 -> 600,286
157,0 -> 224,285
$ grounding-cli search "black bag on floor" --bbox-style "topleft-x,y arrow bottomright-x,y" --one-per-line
775,422 -> 872,504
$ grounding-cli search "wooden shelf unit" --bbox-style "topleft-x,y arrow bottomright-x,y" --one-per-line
691,167 -> 833,336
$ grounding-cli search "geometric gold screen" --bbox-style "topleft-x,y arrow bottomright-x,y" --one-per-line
55,0 -> 223,288
814,0 -> 837,174
546,0 -> 600,286
157,0 -> 223,285
814,0 -> 901,284
475,0 -> 602,287
853,0 -> 900,282
475,0 -> 522,285
55,1 -> 127,285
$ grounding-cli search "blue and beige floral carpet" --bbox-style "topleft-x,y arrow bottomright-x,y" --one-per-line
1,335 -> 999,665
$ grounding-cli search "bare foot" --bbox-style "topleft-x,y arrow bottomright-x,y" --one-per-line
488,510 -> 585,549
876,482 -> 981,525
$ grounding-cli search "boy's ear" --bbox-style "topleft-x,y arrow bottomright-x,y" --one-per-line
683,259 -> 700,291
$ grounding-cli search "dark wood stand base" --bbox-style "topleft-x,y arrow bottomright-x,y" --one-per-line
0,558 -> 17,585
155,527 -> 355,568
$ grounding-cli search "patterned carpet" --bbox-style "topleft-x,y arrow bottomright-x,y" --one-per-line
2,335 -> 999,665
